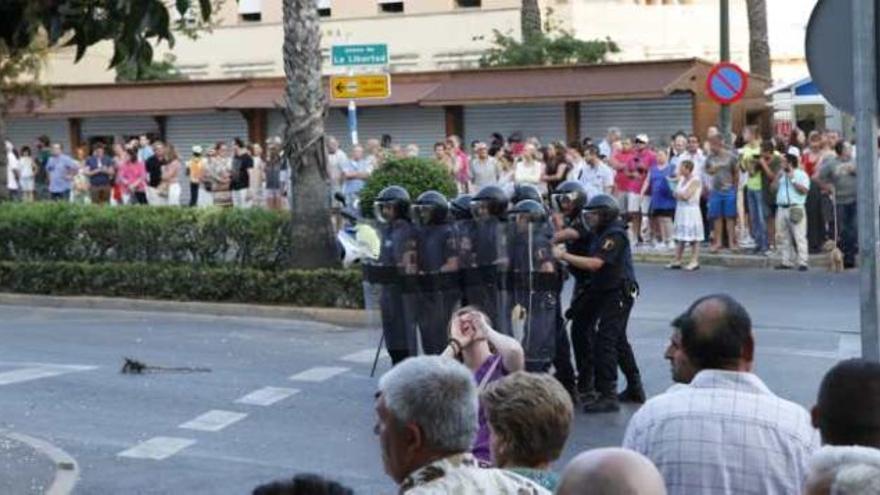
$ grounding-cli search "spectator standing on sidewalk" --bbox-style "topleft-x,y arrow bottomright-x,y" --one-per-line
45,143 -> 79,201
579,145 -> 614,200
250,143 -> 265,209
117,147 -> 148,205
627,135 -> 655,245
774,153 -> 811,271
802,132 -> 832,253
70,146 -> 91,204
819,142 -> 857,268
741,135 -> 770,254
231,138 -> 254,209
598,127 -> 621,160
447,135 -> 471,194
264,139 -> 286,211
758,141 -> 783,252
137,134 -> 154,163
642,149 -> 676,250
85,143 -> 114,205
207,142 -> 233,209
186,146 -> 205,207
514,143 -> 547,195
341,145 -> 372,208
17,146 -> 36,202
6,141 -> 20,201
33,135 -> 51,200
669,160 -> 703,271
161,145 -> 183,206
469,142 -> 499,190
705,134 -> 739,252
144,141 -> 167,205
326,136 -> 348,227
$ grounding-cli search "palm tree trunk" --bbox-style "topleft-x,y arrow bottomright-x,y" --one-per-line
282,0 -> 337,269
745,0 -> 772,79
521,0 -> 542,42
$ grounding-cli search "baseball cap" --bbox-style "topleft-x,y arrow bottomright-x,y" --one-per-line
192,145 -> 204,154
635,134 -> 650,144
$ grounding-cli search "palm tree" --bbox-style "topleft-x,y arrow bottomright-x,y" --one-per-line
521,0 -> 542,42
281,0 -> 337,268
745,0 -> 772,79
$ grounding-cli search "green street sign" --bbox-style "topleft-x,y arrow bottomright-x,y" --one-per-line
332,44 -> 388,66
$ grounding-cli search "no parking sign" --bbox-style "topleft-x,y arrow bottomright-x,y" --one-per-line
706,62 -> 749,105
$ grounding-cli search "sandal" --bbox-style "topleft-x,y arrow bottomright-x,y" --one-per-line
665,262 -> 682,270
684,262 -> 701,271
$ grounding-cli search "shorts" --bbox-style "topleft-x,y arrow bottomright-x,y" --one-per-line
616,192 -> 642,214
651,209 -> 675,218
640,196 -> 652,215
708,189 -> 737,220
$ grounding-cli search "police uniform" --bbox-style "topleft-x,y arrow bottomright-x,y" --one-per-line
573,219 -> 641,404
415,222 -> 460,354
563,215 -> 597,398
376,218 -> 418,364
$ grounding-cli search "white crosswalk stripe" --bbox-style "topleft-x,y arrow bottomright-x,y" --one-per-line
118,437 -> 196,460
235,387 -> 299,406
288,366 -> 349,382
340,348 -> 389,364
179,410 -> 248,432
0,363 -> 97,386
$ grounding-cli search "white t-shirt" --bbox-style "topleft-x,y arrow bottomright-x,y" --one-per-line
6,151 -> 19,191
579,161 -> 615,199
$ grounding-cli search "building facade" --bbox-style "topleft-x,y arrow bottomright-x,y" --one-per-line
41,0 -> 812,85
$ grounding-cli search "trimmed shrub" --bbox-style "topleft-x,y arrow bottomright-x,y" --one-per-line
0,262 -> 364,308
358,157 -> 456,218
0,203 -> 298,269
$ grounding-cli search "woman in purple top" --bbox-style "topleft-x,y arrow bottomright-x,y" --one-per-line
641,150 -> 677,250
441,306 -> 525,467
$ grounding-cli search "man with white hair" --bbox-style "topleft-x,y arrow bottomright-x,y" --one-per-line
599,127 -> 621,160
557,448 -> 666,495
374,356 -> 549,494
804,446 -> 880,495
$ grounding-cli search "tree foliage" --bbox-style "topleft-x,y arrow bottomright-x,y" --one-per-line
116,54 -> 185,82
480,8 -> 619,68
358,158 -> 458,218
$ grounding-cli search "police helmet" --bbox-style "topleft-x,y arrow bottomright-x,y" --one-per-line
509,199 -> 548,224
374,186 -> 410,223
511,184 -> 543,205
581,194 -> 620,229
412,190 -> 450,225
470,185 -> 509,219
551,181 -> 588,214
450,194 -> 473,221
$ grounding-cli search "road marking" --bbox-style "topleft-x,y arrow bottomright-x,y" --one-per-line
179,410 -> 248,432
0,365 -> 98,386
118,437 -> 196,460
289,366 -> 349,382
340,348 -> 388,364
235,387 -> 300,406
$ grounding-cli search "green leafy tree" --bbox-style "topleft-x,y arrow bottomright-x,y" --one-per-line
116,54 -> 186,82
358,158 -> 457,219
0,0 -> 219,198
479,8 -> 619,68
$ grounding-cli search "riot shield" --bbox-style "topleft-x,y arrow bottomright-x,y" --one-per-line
460,216 -> 510,336
411,222 -> 461,355
507,214 -> 561,371
362,219 -> 419,365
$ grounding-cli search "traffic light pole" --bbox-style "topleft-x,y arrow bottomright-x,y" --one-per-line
853,0 -> 880,361
719,0 -> 731,143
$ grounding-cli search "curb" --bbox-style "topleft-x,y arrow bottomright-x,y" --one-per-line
634,251 -> 832,269
1,431 -> 79,495
0,293 -> 368,328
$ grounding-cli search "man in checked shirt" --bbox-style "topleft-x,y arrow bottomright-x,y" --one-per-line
622,294 -> 820,495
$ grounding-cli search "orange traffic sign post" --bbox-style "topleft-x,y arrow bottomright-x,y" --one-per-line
330,74 -> 391,100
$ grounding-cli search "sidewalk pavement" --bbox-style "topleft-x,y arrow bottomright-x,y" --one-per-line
633,246 -> 834,269
0,433 -> 58,495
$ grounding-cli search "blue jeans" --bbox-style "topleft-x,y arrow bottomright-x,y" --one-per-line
746,189 -> 768,251
837,202 -> 857,265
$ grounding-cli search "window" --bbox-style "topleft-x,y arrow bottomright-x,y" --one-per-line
238,0 -> 262,22
456,0 -> 481,7
317,0 -> 331,17
378,0 -> 404,14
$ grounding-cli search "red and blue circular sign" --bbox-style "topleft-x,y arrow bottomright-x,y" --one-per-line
706,62 -> 749,105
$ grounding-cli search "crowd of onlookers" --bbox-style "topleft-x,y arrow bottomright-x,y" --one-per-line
250,296 -> 880,494
332,125 -> 859,272
4,135 -> 291,210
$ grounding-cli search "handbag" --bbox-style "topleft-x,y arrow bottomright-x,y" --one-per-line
785,174 -> 805,224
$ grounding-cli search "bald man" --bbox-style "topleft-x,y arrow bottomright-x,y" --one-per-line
622,294 -> 820,495
558,448 -> 665,495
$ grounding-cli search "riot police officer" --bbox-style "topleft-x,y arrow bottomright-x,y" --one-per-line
507,199 -> 560,371
369,186 -> 417,365
549,180 -> 590,400
411,190 -> 460,354
552,194 -> 644,413
467,185 -> 510,334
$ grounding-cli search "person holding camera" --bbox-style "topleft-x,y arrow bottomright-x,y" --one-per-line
773,153 -> 811,271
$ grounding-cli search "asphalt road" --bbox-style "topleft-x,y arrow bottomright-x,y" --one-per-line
0,265 -> 861,494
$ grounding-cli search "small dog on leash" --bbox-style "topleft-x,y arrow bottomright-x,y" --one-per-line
823,239 -> 844,273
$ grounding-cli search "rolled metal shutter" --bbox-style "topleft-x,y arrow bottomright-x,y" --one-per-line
5,118 -> 71,152
580,94 -> 694,146
337,105 -> 444,158
464,104 -> 566,147
81,116 -> 159,143
166,112 -> 249,162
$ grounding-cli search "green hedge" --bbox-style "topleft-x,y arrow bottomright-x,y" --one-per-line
359,157 -> 457,218
0,203 -> 298,269
0,261 -> 364,308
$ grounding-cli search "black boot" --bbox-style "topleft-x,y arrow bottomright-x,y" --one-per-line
618,382 -> 646,404
583,395 -> 620,414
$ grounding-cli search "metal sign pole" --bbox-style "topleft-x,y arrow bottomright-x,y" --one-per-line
719,0 -> 731,143
853,0 -> 880,361
348,100 -> 359,146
